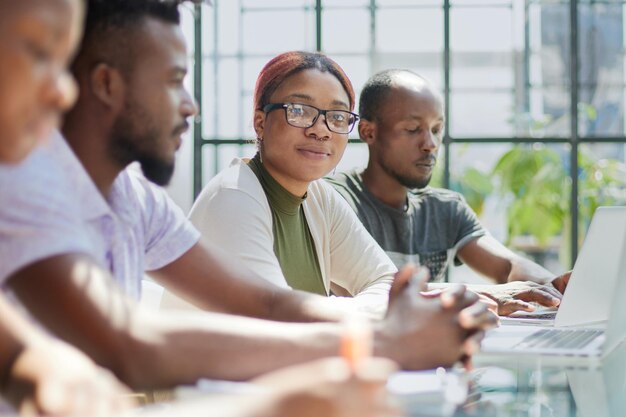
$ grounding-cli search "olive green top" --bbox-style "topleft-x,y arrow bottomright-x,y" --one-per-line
247,154 -> 326,295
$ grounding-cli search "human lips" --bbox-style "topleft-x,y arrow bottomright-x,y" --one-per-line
296,145 -> 332,159
173,122 -> 190,150
414,156 -> 436,168
173,121 -> 190,136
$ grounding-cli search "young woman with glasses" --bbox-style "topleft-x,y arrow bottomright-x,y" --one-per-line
189,51 -> 398,315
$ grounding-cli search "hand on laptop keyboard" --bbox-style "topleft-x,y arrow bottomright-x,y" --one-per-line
472,281 -> 563,316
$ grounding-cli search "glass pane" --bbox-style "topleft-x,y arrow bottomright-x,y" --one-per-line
201,3 -> 215,55
335,142 -> 370,174
578,143 -> 626,247
377,0 -> 441,6
449,92 -> 515,137
530,3 -> 572,137
451,58 -> 514,90
451,0 -> 513,5
322,8 -> 371,53
578,4 -> 625,137
450,7 -> 514,53
216,59 -> 240,138
242,10 -> 315,54
242,57 -> 270,95
376,8 -> 443,53
201,60 -> 216,139
372,53 -> 443,88
201,144 -> 216,184
520,86 -> 570,137
450,6 -> 517,137
180,6 -> 196,55
329,55 -> 371,105
324,0 -> 369,6
448,143 -> 571,282
240,93 -> 255,139
216,1 -> 240,54
242,0 -> 312,8
201,144 -> 258,186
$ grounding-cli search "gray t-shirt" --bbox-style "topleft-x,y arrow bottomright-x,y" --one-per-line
327,170 -> 486,282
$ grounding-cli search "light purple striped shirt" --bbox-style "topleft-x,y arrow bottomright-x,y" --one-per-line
0,132 -> 200,299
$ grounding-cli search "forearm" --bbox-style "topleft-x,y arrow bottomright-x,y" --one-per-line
131,311 -> 342,386
269,288 -> 379,322
7,255 -> 344,390
0,336 -> 22,394
153,242 -> 373,323
0,295 -> 55,393
507,256 -> 555,284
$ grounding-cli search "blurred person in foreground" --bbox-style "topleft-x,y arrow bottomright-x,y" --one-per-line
0,1 -> 130,415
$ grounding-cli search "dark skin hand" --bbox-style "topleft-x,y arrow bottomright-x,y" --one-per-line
473,270 -> 571,316
473,281 -> 564,316
375,265 -> 497,370
551,271 -> 572,294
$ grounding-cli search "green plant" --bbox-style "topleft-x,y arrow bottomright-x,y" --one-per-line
578,146 -> 626,229
449,167 -> 493,217
487,144 -> 626,266
491,145 -> 570,248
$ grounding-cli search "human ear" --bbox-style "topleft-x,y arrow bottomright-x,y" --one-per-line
358,119 -> 377,145
253,109 -> 266,140
90,64 -> 125,111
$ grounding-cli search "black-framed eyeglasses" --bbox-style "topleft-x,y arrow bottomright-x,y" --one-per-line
263,103 -> 359,134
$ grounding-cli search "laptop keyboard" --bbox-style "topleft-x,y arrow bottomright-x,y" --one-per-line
514,329 -> 603,350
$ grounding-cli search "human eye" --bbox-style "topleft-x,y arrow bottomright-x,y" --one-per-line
24,40 -> 53,63
407,125 -> 423,134
290,104 -> 305,115
330,112 -> 347,123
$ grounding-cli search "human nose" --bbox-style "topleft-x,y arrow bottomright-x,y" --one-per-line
44,66 -> 78,113
421,130 -> 439,154
181,88 -> 198,118
304,111 -> 332,141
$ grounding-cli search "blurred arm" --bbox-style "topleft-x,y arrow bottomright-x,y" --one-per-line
7,254 -> 343,389
150,241 -> 363,323
457,235 -> 554,284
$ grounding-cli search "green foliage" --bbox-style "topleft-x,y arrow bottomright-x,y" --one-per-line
450,167 -> 493,216
487,144 -> 626,263
491,145 -> 571,247
438,142 -> 626,263
578,147 -> 626,230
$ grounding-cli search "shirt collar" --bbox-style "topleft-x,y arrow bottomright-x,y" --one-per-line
53,131 -> 113,221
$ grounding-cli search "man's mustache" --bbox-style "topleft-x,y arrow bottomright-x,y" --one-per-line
173,122 -> 190,136
416,155 -> 437,165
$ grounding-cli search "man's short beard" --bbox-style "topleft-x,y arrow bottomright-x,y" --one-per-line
139,155 -> 175,186
379,155 -> 431,190
110,101 -> 175,186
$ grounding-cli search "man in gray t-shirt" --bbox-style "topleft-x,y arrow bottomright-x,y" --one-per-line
329,170 -> 485,282
329,69 -> 571,312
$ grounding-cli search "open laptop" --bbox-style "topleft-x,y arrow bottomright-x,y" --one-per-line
478,206 -> 626,360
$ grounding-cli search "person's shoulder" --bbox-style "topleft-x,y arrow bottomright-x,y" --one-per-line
193,157 -> 267,211
0,132 -> 79,209
116,166 -> 162,202
204,157 -> 260,192
308,177 -> 360,216
309,177 -> 338,201
410,186 -> 466,204
325,169 -> 362,191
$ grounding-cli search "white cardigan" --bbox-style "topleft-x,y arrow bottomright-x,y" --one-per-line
189,158 -> 397,317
